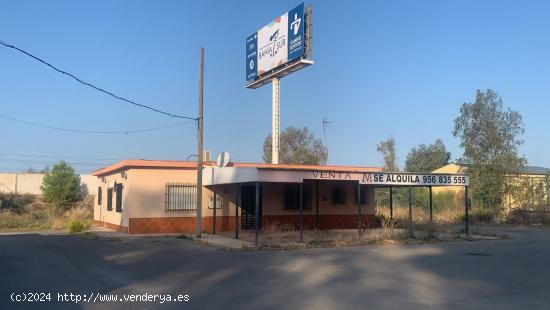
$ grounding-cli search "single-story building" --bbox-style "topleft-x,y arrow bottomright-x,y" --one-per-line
92,160 -> 382,234
92,160 -> 470,235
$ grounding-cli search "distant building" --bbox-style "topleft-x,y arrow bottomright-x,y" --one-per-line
432,164 -> 550,211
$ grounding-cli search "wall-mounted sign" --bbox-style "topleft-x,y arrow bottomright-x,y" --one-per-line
246,3 -> 306,82
311,171 -> 469,186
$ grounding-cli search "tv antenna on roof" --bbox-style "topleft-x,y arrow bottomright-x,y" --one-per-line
322,117 -> 332,160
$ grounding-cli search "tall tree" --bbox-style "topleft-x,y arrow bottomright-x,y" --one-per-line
263,126 -> 328,165
41,161 -> 81,212
405,139 -> 451,172
377,137 -> 398,172
453,89 -> 526,212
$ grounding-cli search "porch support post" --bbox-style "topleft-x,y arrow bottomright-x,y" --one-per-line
235,184 -> 240,239
465,186 -> 470,237
315,180 -> 319,228
429,186 -> 433,223
357,181 -> 362,236
255,182 -> 260,247
212,191 -> 216,234
408,186 -> 413,238
299,183 -> 304,243
389,186 -> 393,220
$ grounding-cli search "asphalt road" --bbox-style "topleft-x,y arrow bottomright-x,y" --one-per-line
2,227 -> 550,310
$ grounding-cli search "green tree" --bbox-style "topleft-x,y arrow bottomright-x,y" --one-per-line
263,126 -> 328,165
405,139 -> 451,172
377,137 -> 398,172
453,89 -> 526,212
41,161 -> 81,211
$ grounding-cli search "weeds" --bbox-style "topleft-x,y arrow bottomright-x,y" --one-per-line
0,194 -> 93,232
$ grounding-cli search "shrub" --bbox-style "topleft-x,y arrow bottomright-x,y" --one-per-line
506,209 -> 550,225
0,193 -> 34,214
41,161 -> 81,212
65,206 -> 92,233
375,212 -> 393,228
67,219 -> 86,233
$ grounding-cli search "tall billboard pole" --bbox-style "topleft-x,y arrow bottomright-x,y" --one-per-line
272,78 -> 280,164
245,3 -> 313,166
196,47 -> 204,238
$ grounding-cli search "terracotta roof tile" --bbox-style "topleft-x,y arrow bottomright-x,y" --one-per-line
92,159 -> 383,176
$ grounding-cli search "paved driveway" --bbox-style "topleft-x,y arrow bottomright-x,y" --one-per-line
1,227 -> 550,309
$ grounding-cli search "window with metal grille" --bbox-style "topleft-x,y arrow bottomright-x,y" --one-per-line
283,185 -> 312,211
107,188 -> 113,211
165,183 -> 197,212
97,187 -> 102,205
331,185 -> 347,205
115,183 -> 123,212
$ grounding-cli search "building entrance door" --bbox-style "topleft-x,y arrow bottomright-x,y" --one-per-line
241,185 -> 262,229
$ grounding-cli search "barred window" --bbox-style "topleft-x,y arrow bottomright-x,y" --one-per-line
166,183 -> 197,212
331,185 -> 347,205
283,185 -> 312,211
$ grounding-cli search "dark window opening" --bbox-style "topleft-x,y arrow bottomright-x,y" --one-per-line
165,183 -> 197,212
115,183 -> 123,212
107,188 -> 113,211
331,185 -> 347,205
283,184 -> 312,211
97,187 -> 102,205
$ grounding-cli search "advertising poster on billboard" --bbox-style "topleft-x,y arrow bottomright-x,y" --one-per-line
246,3 -> 305,82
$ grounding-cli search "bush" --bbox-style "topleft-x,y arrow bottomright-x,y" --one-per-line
0,193 -> 34,214
65,206 -> 92,233
67,219 -> 88,233
41,161 -> 81,212
375,212 -> 393,228
506,209 -> 550,225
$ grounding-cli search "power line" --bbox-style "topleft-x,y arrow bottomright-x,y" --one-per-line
0,152 -> 121,161
0,157 -> 107,166
0,113 -> 194,134
0,40 -> 197,121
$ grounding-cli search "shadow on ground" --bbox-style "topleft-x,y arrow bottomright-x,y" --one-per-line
2,226 -> 550,309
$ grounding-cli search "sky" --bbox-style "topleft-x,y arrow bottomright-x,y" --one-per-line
1,0 -> 549,173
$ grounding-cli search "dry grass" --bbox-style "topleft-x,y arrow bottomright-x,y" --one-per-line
247,220 -> 450,250
0,194 -> 94,232
377,206 -> 465,225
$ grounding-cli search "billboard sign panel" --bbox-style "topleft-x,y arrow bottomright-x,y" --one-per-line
246,3 -> 305,82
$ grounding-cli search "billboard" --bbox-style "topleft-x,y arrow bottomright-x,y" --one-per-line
246,3 -> 306,82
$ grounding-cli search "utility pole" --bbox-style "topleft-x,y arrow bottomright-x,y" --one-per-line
195,47 -> 204,238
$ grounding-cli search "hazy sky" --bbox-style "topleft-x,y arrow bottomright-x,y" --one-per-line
1,0 -> 549,173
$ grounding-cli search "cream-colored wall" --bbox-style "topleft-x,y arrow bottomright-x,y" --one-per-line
94,167 -> 241,228
94,171 -> 128,227
0,174 -> 16,193
126,168 -> 208,219
0,173 -> 97,195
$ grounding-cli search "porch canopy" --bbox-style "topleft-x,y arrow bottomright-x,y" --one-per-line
203,163 -> 470,245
